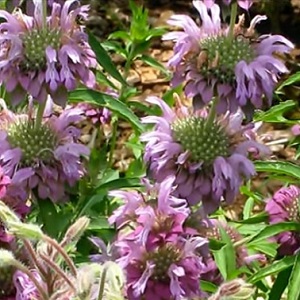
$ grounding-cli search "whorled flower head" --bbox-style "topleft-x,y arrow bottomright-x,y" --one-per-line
0,0 -> 97,106
109,176 -> 191,247
266,185 -> 300,256
14,270 -> 45,300
203,0 -> 253,10
0,99 -> 90,202
163,1 -> 293,117
109,176 -> 209,299
141,96 -> 268,214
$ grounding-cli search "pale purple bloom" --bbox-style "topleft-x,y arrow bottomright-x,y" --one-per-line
203,0 -> 253,10
163,1 -> 293,117
0,0 -> 96,106
141,96 -> 269,214
266,185 -> 300,255
291,124 -> 300,136
14,270 -> 45,300
119,237 -> 207,300
74,103 -> 111,125
0,99 -> 90,202
109,176 -> 210,299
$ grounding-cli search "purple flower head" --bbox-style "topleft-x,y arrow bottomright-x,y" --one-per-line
141,96 -> 269,214
14,269 -> 46,300
203,0 -> 253,10
291,124 -> 300,136
119,237 -> 207,300
163,1 -> 294,117
0,0 -> 97,106
109,176 -> 213,298
0,98 -> 90,202
109,176 -> 191,247
266,185 -> 300,256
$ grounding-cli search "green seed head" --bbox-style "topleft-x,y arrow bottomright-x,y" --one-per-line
172,116 -> 230,165
21,28 -> 61,72
7,120 -> 58,167
199,35 -> 255,84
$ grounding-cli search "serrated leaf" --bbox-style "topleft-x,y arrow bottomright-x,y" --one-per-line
88,33 -> 127,86
69,89 -> 144,132
249,256 -> 296,284
277,72 -> 300,91
254,100 -> 296,124
287,252 -> 300,300
254,160 -> 300,180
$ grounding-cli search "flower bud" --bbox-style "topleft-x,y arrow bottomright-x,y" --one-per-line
8,221 -> 43,240
0,201 -> 21,224
64,216 -> 90,243
209,279 -> 254,300
0,250 -> 16,268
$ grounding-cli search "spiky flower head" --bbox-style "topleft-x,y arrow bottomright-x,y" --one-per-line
163,1 -> 293,117
141,96 -> 268,214
109,176 -> 209,299
266,185 -> 300,256
0,98 -> 90,202
0,0 -> 96,106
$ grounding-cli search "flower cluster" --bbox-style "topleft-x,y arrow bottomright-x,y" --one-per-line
203,0 -> 254,10
266,185 -> 300,256
163,0 -> 293,117
0,0 -> 97,106
0,98 -> 89,202
141,96 -> 268,214
109,176 -> 209,299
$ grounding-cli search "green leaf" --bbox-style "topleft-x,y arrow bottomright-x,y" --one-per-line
212,227 -> 236,280
88,33 -> 127,86
200,281 -> 217,293
268,267 -> 292,300
287,252 -> 300,300
96,177 -> 142,191
248,222 -> 300,244
254,160 -> 300,180
248,241 -> 278,257
108,30 -> 131,41
88,217 -> 111,231
140,54 -> 171,78
254,100 -> 296,124
249,256 -> 296,284
209,238 -> 226,251
277,72 -> 300,91
243,197 -> 255,220
69,89 -> 144,132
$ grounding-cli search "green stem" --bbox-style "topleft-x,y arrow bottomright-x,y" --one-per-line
108,117 -> 118,167
97,266 -> 108,300
35,101 -> 46,128
228,1 -> 238,41
42,0 -> 47,28
205,97 -> 218,129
